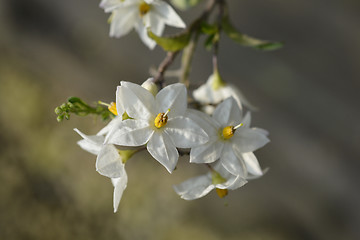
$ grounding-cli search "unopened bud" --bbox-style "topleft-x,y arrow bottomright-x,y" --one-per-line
57,115 -> 64,122
55,107 -> 63,115
141,78 -> 158,96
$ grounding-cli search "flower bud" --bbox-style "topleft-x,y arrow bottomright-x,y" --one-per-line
55,107 -> 63,115
141,78 -> 158,96
57,115 -> 64,122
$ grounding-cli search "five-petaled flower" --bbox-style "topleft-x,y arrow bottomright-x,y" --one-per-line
106,81 -> 209,173
189,97 -> 270,178
100,0 -> 186,49
173,161 -> 247,200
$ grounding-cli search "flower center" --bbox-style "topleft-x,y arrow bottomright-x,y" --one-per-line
139,1 -> 151,17
222,123 -> 243,140
154,109 -> 170,129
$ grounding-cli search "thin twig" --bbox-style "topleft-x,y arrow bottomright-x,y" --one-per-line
153,51 -> 179,88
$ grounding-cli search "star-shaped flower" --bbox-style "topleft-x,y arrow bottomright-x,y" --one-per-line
100,0 -> 186,49
106,81 -> 209,173
189,97 -> 269,178
193,71 -> 257,113
173,161 -> 247,200
74,117 -> 131,212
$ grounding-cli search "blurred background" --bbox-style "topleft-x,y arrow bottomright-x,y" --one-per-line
1,0 -> 359,239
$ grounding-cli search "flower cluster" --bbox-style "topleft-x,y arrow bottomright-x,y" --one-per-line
56,0 -> 281,213
75,79 -> 269,211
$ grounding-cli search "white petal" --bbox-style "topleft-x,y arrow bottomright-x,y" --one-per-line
220,144 -> 246,177
148,13 -> 165,36
224,175 -> 247,190
186,109 -> 219,136
115,86 -> 126,117
173,175 -> 214,200
77,139 -> 102,155
212,97 -> 242,127
152,2 -> 186,28
100,0 -> 137,12
193,76 -> 223,104
100,0 -> 122,11
215,173 -> 247,190
96,144 -> 124,178
155,83 -> 187,118
247,168 -> 269,180
232,128 -> 270,153
111,172 -> 128,213
228,83 -> 257,111
135,18 -> 156,49
242,112 -> 251,128
147,131 -> 179,173
252,127 -> 270,136
119,81 -> 156,120
109,7 -> 138,38
190,140 -> 224,164
106,119 -> 154,146
212,161 -> 246,189
97,116 -> 123,137
74,128 -> 104,154
164,116 -> 208,148
241,152 -> 263,176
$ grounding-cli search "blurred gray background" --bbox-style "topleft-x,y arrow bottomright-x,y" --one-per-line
0,0 -> 359,239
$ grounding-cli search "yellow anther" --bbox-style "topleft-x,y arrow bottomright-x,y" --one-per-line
99,101 -> 118,116
139,1 -> 151,16
215,188 -> 228,198
154,109 -> 170,129
222,126 -> 235,139
108,102 -> 118,116
222,123 -> 243,140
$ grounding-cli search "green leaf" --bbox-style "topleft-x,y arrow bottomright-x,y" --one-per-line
222,17 -> 283,51
148,29 -> 192,52
170,0 -> 203,11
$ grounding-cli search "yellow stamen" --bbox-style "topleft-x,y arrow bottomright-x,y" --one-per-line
154,109 -> 170,129
216,188 -> 228,198
108,102 -> 118,116
99,101 -> 118,116
222,123 -> 243,140
139,1 -> 151,17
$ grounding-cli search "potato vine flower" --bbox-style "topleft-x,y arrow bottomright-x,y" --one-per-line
106,81 -> 209,173
173,162 -> 247,200
100,0 -> 186,49
188,97 -> 270,177
193,70 -> 257,112
74,117 -> 133,212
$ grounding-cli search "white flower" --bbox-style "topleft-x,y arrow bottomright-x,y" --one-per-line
189,97 -> 270,178
173,162 -> 247,200
100,0 -> 186,49
106,81 -> 209,173
74,117 -> 129,212
193,71 -> 257,112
